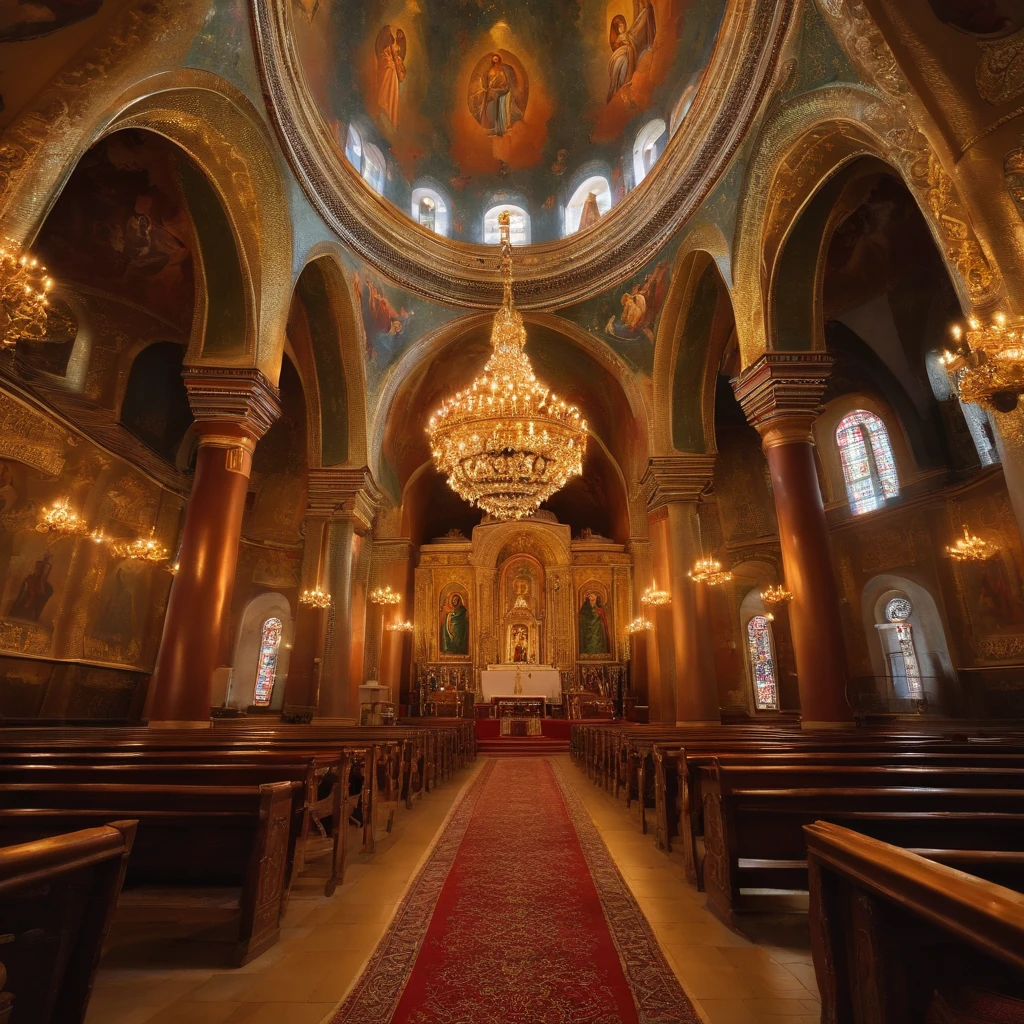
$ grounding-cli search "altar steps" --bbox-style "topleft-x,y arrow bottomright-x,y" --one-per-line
476,737 -> 569,756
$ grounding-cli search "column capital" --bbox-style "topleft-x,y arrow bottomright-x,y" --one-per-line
307,466 -> 384,532
183,366 -> 281,441
731,352 -> 834,447
640,454 -> 716,510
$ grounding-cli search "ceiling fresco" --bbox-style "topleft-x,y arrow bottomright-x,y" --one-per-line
291,0 -> 726,242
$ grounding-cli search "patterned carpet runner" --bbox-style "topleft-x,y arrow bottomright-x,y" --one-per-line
332,758 -> 700,1023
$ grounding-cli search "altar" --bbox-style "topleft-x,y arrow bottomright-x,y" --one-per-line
480,665 -> 562,702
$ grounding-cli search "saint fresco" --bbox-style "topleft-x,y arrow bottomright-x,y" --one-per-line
469,51 -> 528,137
375,24 -> 407,130
578,590 -> 611,656
607,0 -> 657,105
440,592 -> 469,656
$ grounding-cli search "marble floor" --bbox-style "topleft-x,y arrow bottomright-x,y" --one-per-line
84,754 -> 820,1024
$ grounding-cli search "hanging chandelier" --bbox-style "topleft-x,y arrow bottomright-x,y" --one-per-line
689,557 -> 733,587
1,244 -> 53,348
641,581 -> 671,607
369,585 -> 402,606
627,616 -> 653,634
942,312 -> 1024,410
110,531 -> 169,563
946,525 -> 996,562
427,211 -> 587,521
36,498 -> 87,537
299,586 -> 332,609
760,584 -> 792,605
385,620 -> 415,632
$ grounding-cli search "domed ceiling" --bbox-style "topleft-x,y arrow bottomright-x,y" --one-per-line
290,0 -> 726,244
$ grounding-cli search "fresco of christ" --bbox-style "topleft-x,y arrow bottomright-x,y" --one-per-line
469,53 -> 526,137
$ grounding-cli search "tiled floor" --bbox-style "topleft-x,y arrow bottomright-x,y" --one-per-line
85,754 -> 820,1024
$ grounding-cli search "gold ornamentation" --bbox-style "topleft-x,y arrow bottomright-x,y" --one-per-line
946,525 -> 996,562
428,214 -> 587,521
1,245 -> 52,347
0,619 -> 51,656
0,392 -> 66,476
977,30 -> 1024,106
109,531 -> 169,563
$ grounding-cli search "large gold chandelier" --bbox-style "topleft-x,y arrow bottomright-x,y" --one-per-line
2,244 -> 53,348
943,312 -> 1024,410
427,212 -> 587,521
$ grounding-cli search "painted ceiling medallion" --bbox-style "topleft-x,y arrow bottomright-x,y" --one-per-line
251,0 -> 793,308
428,212 -> 587,521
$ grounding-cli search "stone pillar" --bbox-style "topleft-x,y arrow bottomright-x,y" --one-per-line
641,455 -> 720,726
307,468 -> 382,722
281,517 -> 329,716
149,368 -> 280,728
733,353 -> 852,727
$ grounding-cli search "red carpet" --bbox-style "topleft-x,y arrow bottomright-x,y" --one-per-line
332,758 -> 699,1023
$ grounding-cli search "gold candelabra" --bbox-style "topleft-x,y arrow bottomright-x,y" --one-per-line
1,245 -> 53,348
946,525 -> 996,562
760,584 -> 792,605
641,581 -> 671,606
36,498 -> 87,537
385,620 -> 415,632
427,211 -> 588,520
109,531 -> 169,563
942,312 -> 1024,410
299,586 -> 332,609
689,557 -> 733,586
626,616 -> 653,633
369,585 -> 402,606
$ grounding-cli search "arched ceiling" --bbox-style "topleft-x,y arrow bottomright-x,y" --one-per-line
290,0 -> 725,246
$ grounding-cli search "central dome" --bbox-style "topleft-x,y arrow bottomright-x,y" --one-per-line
291,0 -> 726,244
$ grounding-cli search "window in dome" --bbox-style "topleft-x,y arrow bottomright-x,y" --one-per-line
252,616 -> 283,707
362,143 -> 386,195
746,615 -> 779,711
564,176 -> 613,236
344,124 -> 363,170
411,186 -> 449,236
633,119 -> 667,185
483,204 -> 529,245
836,410 -> 900,515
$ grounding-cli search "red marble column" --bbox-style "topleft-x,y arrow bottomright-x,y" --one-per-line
149,369 -> 279,728
643,456 -> 720,726
282,518 -> 329,715
734,353 -> 852,726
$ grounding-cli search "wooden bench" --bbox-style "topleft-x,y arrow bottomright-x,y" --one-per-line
0,821 -> 136,1023
700,765 -> 1024,924
0,782 -> 303,965
806,822 -> 1024,1023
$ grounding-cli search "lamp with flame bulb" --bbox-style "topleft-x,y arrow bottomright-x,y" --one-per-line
945,525 -> 996,563
109,531 -> 169,563
941,311 -> 1024,411
299,586 -> 332,609
689,557 -> 733,586
36,498 -> 87,538
640,581 -> 670,607
1,245 -> 53,348
626,616 -> 653,634
760,583 -> 792,605
385,620 -> 415,632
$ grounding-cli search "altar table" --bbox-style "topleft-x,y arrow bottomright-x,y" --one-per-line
480,666 -> 561,702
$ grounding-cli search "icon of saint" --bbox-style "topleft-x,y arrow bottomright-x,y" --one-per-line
441,593 -> 469,655
375,25 -> 407,130
579,592 -> 611,655
469,52 -> 526,137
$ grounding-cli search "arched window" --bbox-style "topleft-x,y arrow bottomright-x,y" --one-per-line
483,204 -> 529,245
633,120 -> 667,185
345,124 -> 363,170
881,597 -> 922,698
746,615 -> 779,711
835,410 -> 900,515
411,186 -> 449,236
252,616 -> 283,707
362,143 -> 386,195
564,176 -> 612,236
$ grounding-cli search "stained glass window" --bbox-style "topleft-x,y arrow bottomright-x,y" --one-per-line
252,616 -> 283,707
884,598 -> 922,698
836,410 -> 900,515
747,615 -> 779,711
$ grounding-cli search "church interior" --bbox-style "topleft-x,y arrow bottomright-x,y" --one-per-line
3,0 -> 1024,1021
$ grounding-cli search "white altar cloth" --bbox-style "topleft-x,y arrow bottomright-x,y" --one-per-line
480,666 -> 561,702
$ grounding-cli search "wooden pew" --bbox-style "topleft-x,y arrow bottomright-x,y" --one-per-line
700,764 -> 1024,925
0,782 -> 303,966
0,821 -> 136,1023
805,822 -> 1024,1023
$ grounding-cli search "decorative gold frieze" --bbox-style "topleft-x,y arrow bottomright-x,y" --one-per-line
977,30 -> 1024,106
0,391 -> 66,476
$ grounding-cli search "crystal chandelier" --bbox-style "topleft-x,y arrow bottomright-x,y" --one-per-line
369,585 -> 402,606
946,525 -> 996,562
760,584 -> 792,605
385,620 -> 415,632
641,581 -> 671,606
626,616 -> 653,633
299,586 -> 332,609
427,211 -> 588,521
1,244 -> 53,348
942,312 -> 1024,410
689,557 -> 733,587
36,498 -> 87,537
110,531 -> 169,563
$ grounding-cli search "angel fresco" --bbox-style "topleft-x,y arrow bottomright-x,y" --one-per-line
469,52 -> 527,137
605,261 -> 668,343
375,25 -> 407,130
353,271 -> 412,364
607,0 -> 658,104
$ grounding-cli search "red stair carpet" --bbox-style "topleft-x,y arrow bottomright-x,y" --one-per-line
332,758 -> 699,1023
